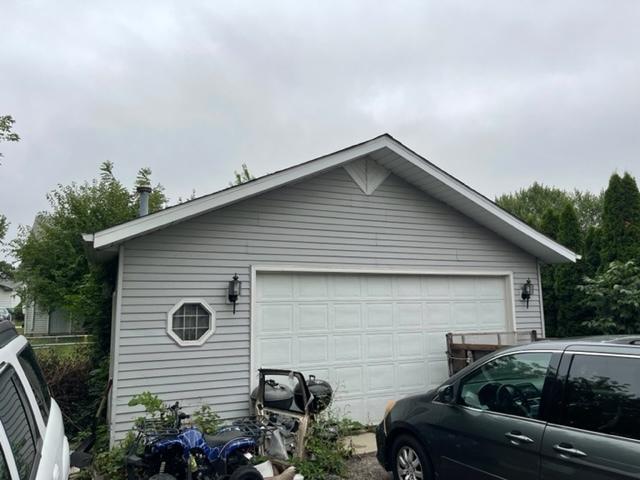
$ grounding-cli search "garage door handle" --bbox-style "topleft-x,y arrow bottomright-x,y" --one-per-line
553,443 -> 587,458
505,431 -> 534,444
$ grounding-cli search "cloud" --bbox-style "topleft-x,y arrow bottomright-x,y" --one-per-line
1,0 -> 639,248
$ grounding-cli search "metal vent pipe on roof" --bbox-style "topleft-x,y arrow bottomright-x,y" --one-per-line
137,185 -> 152,217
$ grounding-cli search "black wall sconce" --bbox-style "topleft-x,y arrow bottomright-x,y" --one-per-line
521,278 -> 533,308
228,273 -> 241,314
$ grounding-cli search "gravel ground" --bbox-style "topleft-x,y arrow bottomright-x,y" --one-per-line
344,453 -> 391,480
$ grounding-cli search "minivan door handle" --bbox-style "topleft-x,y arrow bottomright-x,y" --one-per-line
505,431 -> 534,444
553,443 -> 587,458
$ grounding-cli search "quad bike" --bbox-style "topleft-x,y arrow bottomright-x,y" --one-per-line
125,402 -> 262,480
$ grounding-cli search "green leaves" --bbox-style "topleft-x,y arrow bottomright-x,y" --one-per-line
0,115 -> 20,159
13,163 -> 167,355
230,164 -> 255,186
579,261 -> 640,335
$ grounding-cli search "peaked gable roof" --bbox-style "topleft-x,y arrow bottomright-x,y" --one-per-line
85,134 -> 576,264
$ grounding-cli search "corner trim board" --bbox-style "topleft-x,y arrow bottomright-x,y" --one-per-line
109,245 -> 125,447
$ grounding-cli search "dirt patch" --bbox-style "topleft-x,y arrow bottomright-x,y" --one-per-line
344,453 -> 391,480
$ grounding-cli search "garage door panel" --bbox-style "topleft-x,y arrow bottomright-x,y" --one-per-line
334,335 -> 361,361
366,334 -> 394,360
259,274 -> 294,300
477,301 -> 506,329
424,277 -> 450,297
396,333 -> 423,358
424,302 -> 451,329
395,303 -> 422,327
259,338 -> 293,365
429,360 -> 450,387
452,302 -> 478,328
477,277 -> 506,298
297,274 -> 328,299
255,272 -> 510,425
258,304 -> 293,334
398,362 -> 428,390
366,304 -> 394,328
298,336 -> 328,364
368,364 -> 395,392
366,276 -> 393,297
298,304 -> 329,332
395,276 -> 422,297
334,366 -> 364,395
426,332 -> 448,357
333,275 -> 362,297
333,304 -> 362,330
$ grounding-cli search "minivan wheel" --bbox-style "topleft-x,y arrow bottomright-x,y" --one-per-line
391,434 -> 431,480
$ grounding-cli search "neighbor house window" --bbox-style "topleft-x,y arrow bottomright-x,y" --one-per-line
167,299 -> 215,346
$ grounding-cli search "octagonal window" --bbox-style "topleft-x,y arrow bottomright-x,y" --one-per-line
167,299 -> 215,346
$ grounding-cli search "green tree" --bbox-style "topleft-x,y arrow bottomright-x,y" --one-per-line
554,204 -> 585,336
580,260 -> 640,334
539,208 -> 560,334
583,227 -> 603,276
496,182 -> 603,233
13,162 -> 166,354
230,164 -> 255,186
0,215 -> 14,279
0,115 -> 20,160
600,172 -> 640,263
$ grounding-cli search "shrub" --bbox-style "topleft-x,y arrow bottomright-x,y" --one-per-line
292,413 -> 354,480
35,345 -> 105,439
192,404 -> 222,435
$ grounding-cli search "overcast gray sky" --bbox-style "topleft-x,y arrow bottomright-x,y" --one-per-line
1,0 -> 639,244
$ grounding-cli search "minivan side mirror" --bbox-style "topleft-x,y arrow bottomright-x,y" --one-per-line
437,384 -> 455,404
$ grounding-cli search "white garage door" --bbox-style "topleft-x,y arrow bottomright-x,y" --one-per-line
253,272 -> 510,424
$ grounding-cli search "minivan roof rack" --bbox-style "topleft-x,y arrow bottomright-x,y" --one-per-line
604,336 -> 640,345
0,320 -> 18,349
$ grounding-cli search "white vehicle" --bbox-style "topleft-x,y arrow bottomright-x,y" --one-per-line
0,320 -> 69,480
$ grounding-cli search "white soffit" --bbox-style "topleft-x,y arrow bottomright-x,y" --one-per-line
87,134 -> 577,264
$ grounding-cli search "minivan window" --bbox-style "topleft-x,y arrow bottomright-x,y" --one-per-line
459,352 -> 552,419
561,354 -> 640,441
18,345 -> 51,424
0,366 -> 39,480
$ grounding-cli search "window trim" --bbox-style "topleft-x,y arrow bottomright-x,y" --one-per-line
166,298 -> 216,347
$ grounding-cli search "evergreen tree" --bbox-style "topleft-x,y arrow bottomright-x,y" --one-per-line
601,172 -> 640,263
583,227 -> 602,276
539,208 -> 561,335
554,204 -> 585,336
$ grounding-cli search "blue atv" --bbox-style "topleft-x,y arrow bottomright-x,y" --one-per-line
125,403 -> 262,480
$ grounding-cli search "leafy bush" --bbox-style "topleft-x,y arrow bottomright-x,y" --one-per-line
292,413 -> 354,480
35,345 -> 107,440
192,404 -> 222,434
580,260 -> 640,334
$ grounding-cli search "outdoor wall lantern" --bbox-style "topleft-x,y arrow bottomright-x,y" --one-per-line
228,273 -> 241,314
521,278 -> 533,308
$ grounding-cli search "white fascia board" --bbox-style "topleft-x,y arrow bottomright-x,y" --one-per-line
91,134 -> 576,264
92,136 -> 389,249
382,141 -> 578,263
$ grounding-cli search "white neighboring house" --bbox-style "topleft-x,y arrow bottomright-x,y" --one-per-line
23,302 -> 83,336
0,279 -> 20,310
83,134 -> 578,444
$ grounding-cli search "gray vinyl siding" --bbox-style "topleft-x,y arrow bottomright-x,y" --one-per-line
113,166 -> 544,440
23,302 -> 50,335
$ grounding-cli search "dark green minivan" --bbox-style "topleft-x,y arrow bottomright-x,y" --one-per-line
376,337 -> 640,479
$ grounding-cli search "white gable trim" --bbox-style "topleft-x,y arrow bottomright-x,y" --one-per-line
88,134 -> 577,263
343,157 -> 391,195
